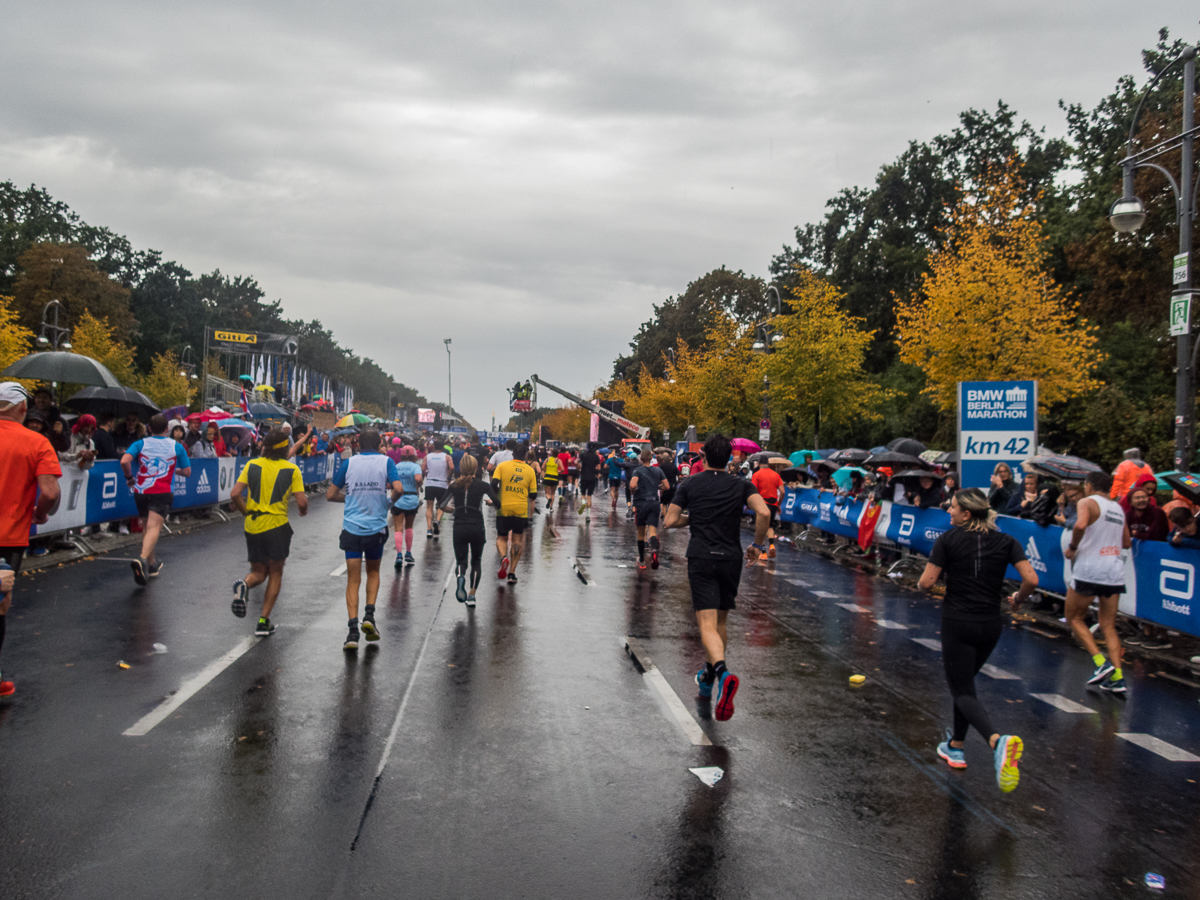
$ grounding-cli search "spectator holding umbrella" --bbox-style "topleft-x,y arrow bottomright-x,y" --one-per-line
206,423 -> 228,458
112,412 -> 145,454
1004,472 -> 1039,517
907,474 -> 944,510
939,472 -> 959,510
31,388 -> 61,431
61,414 -> 98,470
47,418 -> 71,454
1056,483 -> 1083,529
1122,481 -> 1168,542
93,413 -> 119,461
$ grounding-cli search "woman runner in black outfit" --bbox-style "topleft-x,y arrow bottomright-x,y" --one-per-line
441,453 -> 497,608
917,488 -> 1037,792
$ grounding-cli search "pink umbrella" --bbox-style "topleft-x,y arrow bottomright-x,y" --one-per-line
730,437 -> 761,453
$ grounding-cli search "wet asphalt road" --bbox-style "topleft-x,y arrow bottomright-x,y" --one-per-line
1,491 -> 1198,899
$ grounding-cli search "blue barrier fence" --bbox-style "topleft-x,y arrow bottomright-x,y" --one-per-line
782,487 -> 1200,639
33,455 -> 337,536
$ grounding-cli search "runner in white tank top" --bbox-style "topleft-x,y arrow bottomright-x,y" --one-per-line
423,444 -> 452,539
1064,473 -> 1132,694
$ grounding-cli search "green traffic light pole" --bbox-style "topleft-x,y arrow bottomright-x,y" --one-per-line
1110,42 -> 1199,471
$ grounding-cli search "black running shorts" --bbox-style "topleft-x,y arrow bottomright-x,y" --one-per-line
246,523 -> 293,564
543,476 -> 558,487
687,557 -> 742,611
424,486 -> 447,505
135,492 -> 173,519
634,501 -> 660,527
1072,579 -> 1125,597
339,529 -> 388,561
495,515 -> 528,536
579,479 -> 597,496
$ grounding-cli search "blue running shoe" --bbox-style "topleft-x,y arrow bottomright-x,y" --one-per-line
1100,676 -> 1127,694
695,667 -> 712,699
713,670 -> 740,721
455,575 -> 468,603
231,580 -> 248,618
1087,660 -> 1115,684
937,731 -> 967,769
404,551 -> 415,566
994,735 -> 1023,793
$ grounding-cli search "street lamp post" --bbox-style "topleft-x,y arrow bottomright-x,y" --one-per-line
178,345 -> 198,381
444,338 -> 452,415
1110,43 -> 1198,471
37,300 -> 71,351
750,285 -> 784,448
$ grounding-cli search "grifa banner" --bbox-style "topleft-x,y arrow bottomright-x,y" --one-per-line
206,328 -> 299,356
780,487 -> 1200,638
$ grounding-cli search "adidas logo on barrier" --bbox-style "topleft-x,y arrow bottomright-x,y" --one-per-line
197,469 -> 211,492
1025,537 -> 1047,573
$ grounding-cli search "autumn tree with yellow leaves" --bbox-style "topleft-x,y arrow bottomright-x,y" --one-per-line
897,161 -> 1103,413
0,295 -> 35,389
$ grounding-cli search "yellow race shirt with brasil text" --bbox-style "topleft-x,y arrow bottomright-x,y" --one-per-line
493,459 -> 537,517
236,457 -> 305,534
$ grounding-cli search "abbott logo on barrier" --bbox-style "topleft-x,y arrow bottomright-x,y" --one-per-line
1160,560 -> 1194,608
1025,537 -> 1047,573
784,493 -> 796,513
898,514 -> 915,542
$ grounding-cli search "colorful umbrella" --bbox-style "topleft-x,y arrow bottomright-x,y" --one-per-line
253,384 -> 275,392
832,466 -> 868,490
789,450 -> 819,467
1020,454 -> 1103,481
214,418 -> 254,441
335,413 -> 373,427
730,438 -> 760,453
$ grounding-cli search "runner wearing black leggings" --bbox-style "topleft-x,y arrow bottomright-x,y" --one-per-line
441,454 -> 497,608
918,487 -> 1037,793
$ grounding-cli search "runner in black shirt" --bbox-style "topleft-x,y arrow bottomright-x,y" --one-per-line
918,488 -> 1037,793
629,450 -> 669,570
656,450 -> 679,522
440,454 -> 498,608
665,434 -> 770,722
576,446 -> 602,522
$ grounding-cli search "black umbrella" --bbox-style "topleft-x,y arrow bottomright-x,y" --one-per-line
249,401 -> 291,420
892,468 -> 945,486
1164,472 -> 1200,504
810,458 -> 841,473
65,386 -> 159,419
886,437 -> 928,457
827,448 -> 871,464
746,450 -> 780,465
865,450 -> 931,469
935,450 -> 959,465
2,351 -> 122,387
1021,453 -> 1103,482
779,466 -> 812,484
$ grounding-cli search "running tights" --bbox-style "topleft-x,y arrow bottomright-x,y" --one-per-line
454,528 -> 485,590
941,617 -> 1002,743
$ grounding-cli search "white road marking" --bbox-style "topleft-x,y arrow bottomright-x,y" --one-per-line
874,619 -> 909,630
371,567 -> 455,778
123,636 -> 260,737
787,578 -> 811,587
644,668 -> 713,746
1116,733 -> 1200,762
837,602 -> 872,614
812,590 -> 838,598
911,637 -> 942,651
1030,693 -> 1095,714
330,562 -> 348,577
979,663 -> 1021,680
622,636 -> 711,747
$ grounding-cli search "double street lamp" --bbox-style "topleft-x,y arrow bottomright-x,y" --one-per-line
750,285 -> 785,448
178,345 -> 198,380
1110,42 -> 1199,471
36,300 -> 71,351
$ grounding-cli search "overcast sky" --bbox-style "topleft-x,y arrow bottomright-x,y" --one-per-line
0,3 -> 1195,429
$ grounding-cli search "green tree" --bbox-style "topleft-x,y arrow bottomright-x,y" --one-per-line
11,243 -> 136,341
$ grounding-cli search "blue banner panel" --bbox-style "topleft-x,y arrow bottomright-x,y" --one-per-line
1131,539 -> 1200,636
958,380 -> 1037,490
881,504 -> 949,556
85,461 -> 138,523
994,515 -> 1069,596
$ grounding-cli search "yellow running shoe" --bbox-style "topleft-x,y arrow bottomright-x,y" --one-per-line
994,735 -> 1022,793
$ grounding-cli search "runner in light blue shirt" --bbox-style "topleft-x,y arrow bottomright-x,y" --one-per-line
391,445 -> 424,568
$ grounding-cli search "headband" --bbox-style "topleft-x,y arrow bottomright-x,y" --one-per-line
271,438 -> 290,449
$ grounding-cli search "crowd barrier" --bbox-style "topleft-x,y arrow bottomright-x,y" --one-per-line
32,454 -> 338,537
782,487 -> 1200,640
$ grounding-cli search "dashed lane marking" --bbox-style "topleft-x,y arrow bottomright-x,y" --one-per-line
837,602 -> 873,614
1030,693 -> 1096,714
874,619 -> 909,630
911,637 -> 942,651
812,590 -> 838,598
330,562 -> 348,577
979,663 -> 1021,680
1116,733 -> 1200,762
623,636 -> 711,747
787,578 -> 811,587
123,636 -> 260,737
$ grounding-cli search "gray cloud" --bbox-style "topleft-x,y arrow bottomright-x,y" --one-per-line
0,2 -> 1194,427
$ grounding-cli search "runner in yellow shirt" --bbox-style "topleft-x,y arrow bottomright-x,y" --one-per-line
230,428 -> 308,635
542,453 -> 559,512
491,442 -> 537,585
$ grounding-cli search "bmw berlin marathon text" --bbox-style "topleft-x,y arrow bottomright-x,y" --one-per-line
958,380 -> 1038,489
